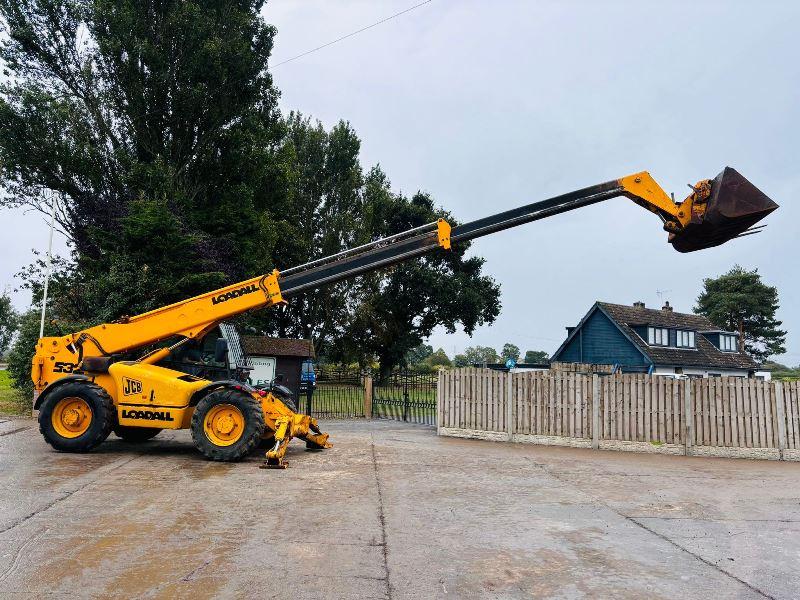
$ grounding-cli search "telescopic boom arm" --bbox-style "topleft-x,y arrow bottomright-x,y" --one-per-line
31,167 -> 777,390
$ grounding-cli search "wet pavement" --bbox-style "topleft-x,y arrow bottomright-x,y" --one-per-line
1,417 -> 799,599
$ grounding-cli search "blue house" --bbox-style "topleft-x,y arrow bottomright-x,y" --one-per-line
551,301 -> 761,378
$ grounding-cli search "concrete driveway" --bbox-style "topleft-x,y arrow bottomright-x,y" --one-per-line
1,417 -> 798,599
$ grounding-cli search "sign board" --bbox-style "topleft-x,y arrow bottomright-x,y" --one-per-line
248,356 -> 276,387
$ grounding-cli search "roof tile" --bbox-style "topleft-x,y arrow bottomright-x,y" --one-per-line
597,302 -> 757,370
242,336 -> 315,358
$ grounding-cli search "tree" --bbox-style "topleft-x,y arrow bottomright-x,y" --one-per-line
248,119 -> 500,377
523,350 -> 550,364
405,344 -> 434,366
0,2 -> 502,386
501,343 -> 520,362
0,293 -> 18,356
453,346 -> 498,367
424,348 -> 452,369
695,265 -> 786,362
6,309 -> 71,393
0,0 -> 283,322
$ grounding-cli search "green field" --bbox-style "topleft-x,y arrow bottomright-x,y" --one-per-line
306,381 -> 437,421
307,383 -> 365,417
0,370 -> 31,416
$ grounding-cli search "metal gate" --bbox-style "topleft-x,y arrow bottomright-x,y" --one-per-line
309,367 -> 365,419
373,370 -> 437,426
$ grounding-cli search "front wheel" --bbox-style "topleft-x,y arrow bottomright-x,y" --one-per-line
38,381 -> 115,452
190,389 -> 265,461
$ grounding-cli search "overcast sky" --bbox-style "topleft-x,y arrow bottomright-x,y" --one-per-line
1,0 -> 797,363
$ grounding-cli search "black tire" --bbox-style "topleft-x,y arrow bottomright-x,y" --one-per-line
257,435 -> 277,449
270,388 -> 297,412
113,425 -> 161,442
277,395 -> 297,413
190,388 -> 265,461
38,381 -> 115,452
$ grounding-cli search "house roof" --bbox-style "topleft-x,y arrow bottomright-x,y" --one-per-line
596,302 -> 757,370
552,301 -> 757,371
242,336 -> 315,358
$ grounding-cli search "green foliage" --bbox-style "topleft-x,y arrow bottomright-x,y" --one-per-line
694,265 -> 786,362
409,347 -> 452,373
762,360 -> 800,381
406,344 -> 434,366
425,348 -> 452,369
246,117 -> 500,378
5,309 -> 82,394
453,345 -> 499,367
0,369 -> 30,415
0,0 -> 282,322
0,293 -> 17,356
501,343 -> 520,362
523,349 -> 550,364
0,2 -> 501,386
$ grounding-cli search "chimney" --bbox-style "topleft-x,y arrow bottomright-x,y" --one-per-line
662,301 -> 673,312
633,301 -> 645,308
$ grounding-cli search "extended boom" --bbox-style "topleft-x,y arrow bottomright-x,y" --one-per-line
31,167 -> 777,465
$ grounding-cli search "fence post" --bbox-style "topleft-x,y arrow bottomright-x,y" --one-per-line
775,381 -> 787,460
402,371 -> 409,422
436,370 -> 443,433
592,375 -> 600,450
364,375 -> 373,419
683,379 -> 693,456
506,371 -> 514,441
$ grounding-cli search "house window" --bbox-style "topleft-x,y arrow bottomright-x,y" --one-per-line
720,334 -> 738,352
676,330 -> 695,348
647,327 -> 669,346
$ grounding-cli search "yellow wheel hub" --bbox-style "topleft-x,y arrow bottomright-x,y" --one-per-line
204,404 -> 245,447
52,397 -> 93,439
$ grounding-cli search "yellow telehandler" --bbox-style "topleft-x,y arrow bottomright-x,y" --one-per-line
31,167 -> 777,466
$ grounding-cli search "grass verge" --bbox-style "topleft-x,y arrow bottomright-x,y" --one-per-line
0,370 -> 32,416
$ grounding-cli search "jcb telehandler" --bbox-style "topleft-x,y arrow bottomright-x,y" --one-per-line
31,167 -> 777,466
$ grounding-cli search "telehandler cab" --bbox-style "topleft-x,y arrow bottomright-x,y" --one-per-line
32,167 -> 777,466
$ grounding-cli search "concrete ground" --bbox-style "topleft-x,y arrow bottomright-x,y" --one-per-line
1,418 -> 799,599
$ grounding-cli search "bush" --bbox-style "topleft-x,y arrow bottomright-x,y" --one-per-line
7,310 -> 42,395
0,370 -> 30,415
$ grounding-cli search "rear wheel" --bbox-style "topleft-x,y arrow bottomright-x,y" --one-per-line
38,381 -> 115,452
113,425 -> 161,442
190,389 -> 265,461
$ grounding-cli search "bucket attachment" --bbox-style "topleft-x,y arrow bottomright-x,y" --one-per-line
670,167 -> 778,253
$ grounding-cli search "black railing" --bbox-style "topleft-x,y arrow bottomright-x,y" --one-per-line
310,366 -> 365,419
373,370 -> 437,426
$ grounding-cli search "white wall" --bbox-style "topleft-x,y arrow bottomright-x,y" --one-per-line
652,366 -> 754,379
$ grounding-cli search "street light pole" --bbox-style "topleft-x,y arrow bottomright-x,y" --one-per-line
39,192 -> 57,339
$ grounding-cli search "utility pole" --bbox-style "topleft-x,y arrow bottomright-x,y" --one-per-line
39,192 -> 57,339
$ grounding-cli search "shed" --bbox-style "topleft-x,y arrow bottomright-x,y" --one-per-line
242,337 -> 315,398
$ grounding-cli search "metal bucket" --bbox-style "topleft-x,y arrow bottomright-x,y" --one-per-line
670,167 -> 778,253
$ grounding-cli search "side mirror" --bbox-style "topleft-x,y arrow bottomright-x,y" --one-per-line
214,338 -> 229,363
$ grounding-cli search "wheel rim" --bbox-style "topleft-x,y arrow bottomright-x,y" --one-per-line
203,404 -> 245,447
52,397 -> 93,438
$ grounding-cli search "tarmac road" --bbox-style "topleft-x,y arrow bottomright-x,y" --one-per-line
1,417 -> 799,599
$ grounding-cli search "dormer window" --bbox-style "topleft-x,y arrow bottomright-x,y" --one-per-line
720,334 -> 738,352
647,327 -> 669,346
676,330 -> 696,348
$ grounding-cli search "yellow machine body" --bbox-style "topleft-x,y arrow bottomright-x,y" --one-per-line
106,363 -> 207,429
31,168 -> 776,465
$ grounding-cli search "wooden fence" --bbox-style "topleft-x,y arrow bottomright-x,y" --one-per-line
437,368 -> 800,461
